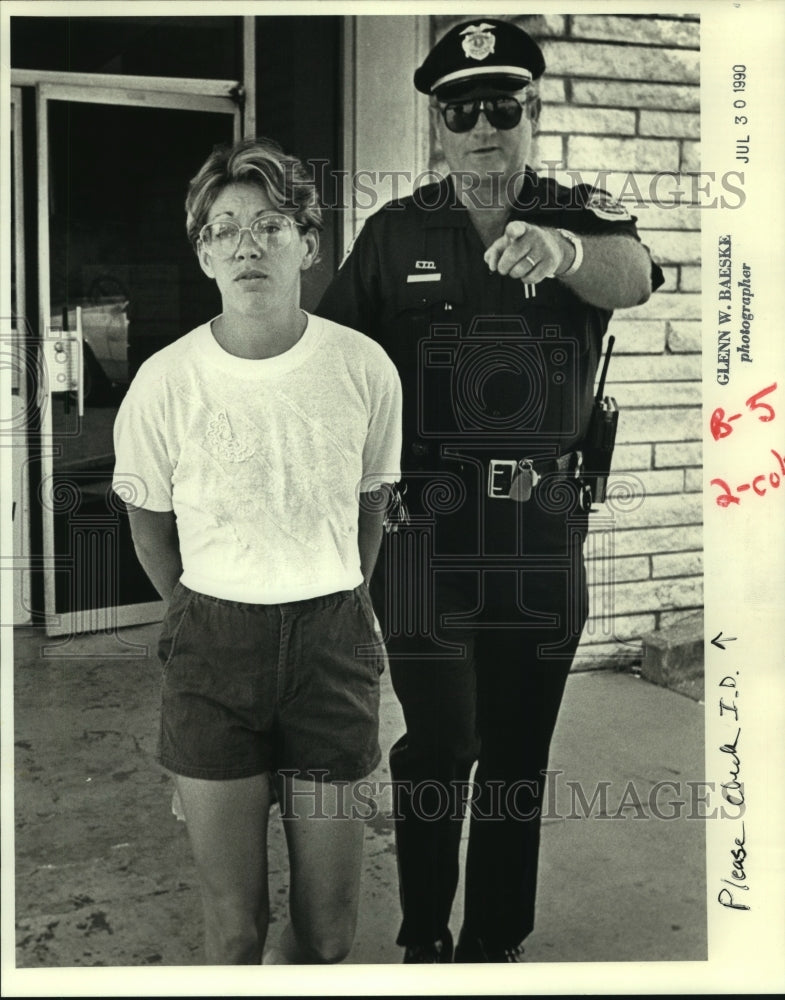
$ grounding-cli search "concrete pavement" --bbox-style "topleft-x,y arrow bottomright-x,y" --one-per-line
10,622 -> 706,970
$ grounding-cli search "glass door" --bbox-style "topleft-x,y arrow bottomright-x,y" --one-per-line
35,81 -> 240,637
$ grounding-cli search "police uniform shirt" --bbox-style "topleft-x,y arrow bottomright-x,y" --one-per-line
317,170 -> 663,474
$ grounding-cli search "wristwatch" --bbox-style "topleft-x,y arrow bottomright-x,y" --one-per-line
556,229 -> 584,276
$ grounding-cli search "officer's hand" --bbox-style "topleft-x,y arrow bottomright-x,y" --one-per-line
484,221 -> 568,284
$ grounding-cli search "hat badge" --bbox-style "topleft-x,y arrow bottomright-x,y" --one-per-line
460,23 -> 496,62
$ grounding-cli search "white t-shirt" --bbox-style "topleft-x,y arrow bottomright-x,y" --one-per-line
112,313 -> 402,603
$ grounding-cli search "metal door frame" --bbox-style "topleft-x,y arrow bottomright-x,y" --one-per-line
9,86 -> 32,625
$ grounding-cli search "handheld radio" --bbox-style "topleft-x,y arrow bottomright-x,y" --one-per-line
583,334 -> 619,506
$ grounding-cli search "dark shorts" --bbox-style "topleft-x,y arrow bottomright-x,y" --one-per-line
157,582 -> 385,782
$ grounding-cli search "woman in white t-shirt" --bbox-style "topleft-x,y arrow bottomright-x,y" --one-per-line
113,137 -> 401,965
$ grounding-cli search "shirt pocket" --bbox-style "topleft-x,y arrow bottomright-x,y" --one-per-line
507,280 -> 596,443
517,278 -> 592,352
386,277 -> 467,444
392,274 -> 466,316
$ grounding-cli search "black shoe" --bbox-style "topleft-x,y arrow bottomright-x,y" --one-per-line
454,931 -> 524,963
402,929 -> 454,963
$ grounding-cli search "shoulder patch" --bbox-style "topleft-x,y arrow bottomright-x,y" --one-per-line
585,189 -> 631,222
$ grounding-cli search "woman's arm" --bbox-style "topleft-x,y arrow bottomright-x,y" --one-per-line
357,491 -> 389,584
127,507 -> 182,603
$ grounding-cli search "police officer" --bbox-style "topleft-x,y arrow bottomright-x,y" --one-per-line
317,18 -> 663,963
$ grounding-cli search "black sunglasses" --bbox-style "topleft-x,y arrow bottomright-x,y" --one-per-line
439,95 -> 526,134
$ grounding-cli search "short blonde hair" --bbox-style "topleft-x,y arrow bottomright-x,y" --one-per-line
185,137 -> 323,247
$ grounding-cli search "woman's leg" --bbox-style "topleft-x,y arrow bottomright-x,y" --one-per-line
269,776 -> 366,964
174,772 -> 274,964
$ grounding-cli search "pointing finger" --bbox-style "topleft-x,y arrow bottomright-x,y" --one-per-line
504,220 -> 528,242
484,235 -> 510,272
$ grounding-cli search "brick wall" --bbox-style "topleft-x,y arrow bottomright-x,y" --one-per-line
431,13 -> 702,666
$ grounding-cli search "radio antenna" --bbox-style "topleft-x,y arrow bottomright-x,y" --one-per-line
595,334 -> 615,402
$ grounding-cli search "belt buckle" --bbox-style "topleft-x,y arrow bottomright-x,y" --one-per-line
488,458 -> 540,501
488,459 -> 518,499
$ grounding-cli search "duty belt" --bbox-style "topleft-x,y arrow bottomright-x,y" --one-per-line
487,451 -> 582,503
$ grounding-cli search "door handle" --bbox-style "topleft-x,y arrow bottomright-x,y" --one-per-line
74,305 -> 84,418
44,305 -> 84,417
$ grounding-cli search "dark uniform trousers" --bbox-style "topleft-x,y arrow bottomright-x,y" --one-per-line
371,470 -> 589,949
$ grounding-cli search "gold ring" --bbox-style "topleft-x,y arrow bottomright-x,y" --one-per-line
524,254 -> 537,267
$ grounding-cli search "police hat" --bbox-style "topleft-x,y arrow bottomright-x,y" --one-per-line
414,19 -> 546,100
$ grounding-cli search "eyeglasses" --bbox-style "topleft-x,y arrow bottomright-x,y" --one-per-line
439,95 -> 527,134
198,212 -> 303,256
